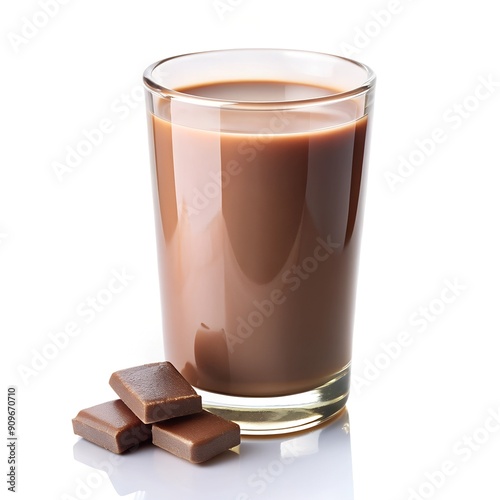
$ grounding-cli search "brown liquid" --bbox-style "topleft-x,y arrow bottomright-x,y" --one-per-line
149,81 -> 370,397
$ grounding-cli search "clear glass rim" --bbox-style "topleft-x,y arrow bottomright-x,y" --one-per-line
143,48 -> 375,111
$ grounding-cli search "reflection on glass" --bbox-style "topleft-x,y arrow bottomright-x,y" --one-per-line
73,410 -> 353,500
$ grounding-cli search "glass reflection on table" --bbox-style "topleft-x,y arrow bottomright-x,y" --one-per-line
73,409 -> 353,500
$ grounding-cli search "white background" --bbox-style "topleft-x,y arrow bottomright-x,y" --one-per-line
2,1 -> 500,499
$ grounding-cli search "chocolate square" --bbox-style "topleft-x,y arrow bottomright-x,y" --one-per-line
152,410 -> 240,463
109,362 -> 202,424
72,399 -> 151,454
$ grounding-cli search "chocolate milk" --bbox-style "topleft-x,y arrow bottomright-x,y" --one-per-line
149,81 -> 370,397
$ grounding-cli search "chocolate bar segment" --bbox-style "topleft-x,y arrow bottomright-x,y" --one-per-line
72,399 -> 151,454
152,410 -> 240,463
109,361 -> 202,424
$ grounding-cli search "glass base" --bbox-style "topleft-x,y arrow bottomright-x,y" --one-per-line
195,365 -> 350,436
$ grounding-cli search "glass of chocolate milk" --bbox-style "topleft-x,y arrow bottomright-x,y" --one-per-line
143,49 -> 375,435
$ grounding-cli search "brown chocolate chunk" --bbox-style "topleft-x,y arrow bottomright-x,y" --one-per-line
152,410 -> 240,463
72,399 -> 152,454
109,361 -> 202,424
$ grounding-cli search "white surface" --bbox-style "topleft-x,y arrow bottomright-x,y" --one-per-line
72,410 -> 353,500
2,1 -> 500,499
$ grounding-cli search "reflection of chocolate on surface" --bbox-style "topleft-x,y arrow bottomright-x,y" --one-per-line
194,323 -> 230,389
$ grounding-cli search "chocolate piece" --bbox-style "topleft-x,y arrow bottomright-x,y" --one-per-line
152,410 -> 240,463
109,361 -> 202,424
72,399 -> 151,454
